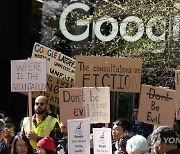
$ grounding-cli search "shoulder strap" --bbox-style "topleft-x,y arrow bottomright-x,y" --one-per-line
44,116 -> 54,136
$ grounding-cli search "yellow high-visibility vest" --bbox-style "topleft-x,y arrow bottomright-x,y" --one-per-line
22,115 -> 61,148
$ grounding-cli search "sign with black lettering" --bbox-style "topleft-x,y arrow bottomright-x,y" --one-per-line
68,118 -> 90,154
11,59 -> 46,92
74,56 -> 142,92
93,128 -> 112,154
20,42 -> 75,106
138,84 -> 176,127
175,70 -> 180,120
31,42 -> 75,82
59,87 -> 110,124
32,74 -> 73,107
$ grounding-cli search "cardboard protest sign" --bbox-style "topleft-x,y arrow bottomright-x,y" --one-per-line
75,55 -> 142,92
138,84 -> 176,127
21,42 -> 75,106
11,59 -> 46,92
68,118 -> 90,154
31,42 -> 75,82
175,70 -> 180,120
59,87 -> 110,124
31,74 -> 73,107
93,128 -> 112,154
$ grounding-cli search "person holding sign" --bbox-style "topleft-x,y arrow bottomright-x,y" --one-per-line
21,96 -> 62,149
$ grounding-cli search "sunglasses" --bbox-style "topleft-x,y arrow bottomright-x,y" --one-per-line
35,102 -> 45,106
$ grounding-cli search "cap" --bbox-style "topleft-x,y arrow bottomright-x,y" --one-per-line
37,136 -> 56,152
4,117 -> 14,128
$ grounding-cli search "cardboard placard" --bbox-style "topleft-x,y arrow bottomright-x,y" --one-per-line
11,59 -> 46,92
32,74 -> 74,107
31,42 -> 75,82
59,87 -> 110,124
75,55 -> 142,92
21,42 -> 75,106
68,118 -> 90,154
138,84 -> 176,127
175,70 -> 180,120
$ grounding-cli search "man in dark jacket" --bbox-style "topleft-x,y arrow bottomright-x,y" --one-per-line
131,106 -> 153,139
150,125 -> 180,154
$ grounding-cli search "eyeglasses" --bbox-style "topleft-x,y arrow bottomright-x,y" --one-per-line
35,102 -> 45,106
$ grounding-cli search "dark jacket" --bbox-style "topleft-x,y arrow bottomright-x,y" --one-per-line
57,136 -> 68,154
166,148 -> 180,154
131,122 -> 153,138
0,140 -> 8,154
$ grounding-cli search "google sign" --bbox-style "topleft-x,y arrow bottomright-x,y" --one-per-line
59,2 -> 179,43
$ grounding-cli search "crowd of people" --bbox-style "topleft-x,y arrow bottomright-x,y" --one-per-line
0,95 -> 180,154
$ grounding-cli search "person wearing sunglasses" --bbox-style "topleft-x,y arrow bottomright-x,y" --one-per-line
20,95 -> 62,150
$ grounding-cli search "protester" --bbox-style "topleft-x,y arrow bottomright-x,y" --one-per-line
150,125 -> 180,154
112,118 -> 131,154
11,132 -> 33,154
126,134 -> 150,154
36,136 -> 57,154
118,132 -> 135,154
4,117 -> 16,153
0,119 -> 8,154
57,124 -> 68,154
21,95 -> 62,149
131,105 -> 153,138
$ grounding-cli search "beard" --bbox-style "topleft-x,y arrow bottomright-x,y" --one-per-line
35,109 -> 47,114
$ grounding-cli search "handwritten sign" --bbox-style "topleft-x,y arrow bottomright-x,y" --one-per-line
138,84 -> 176,127
59,87 -> 110,124
93,128 -> 112,154
175,70 -> 180,120
31,42 -> 75,82
68,118 -> 90,154
11,59 -> 46,92
74,56 -> 142,92
30,74 -> 73,107
20,42 -> 75,106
